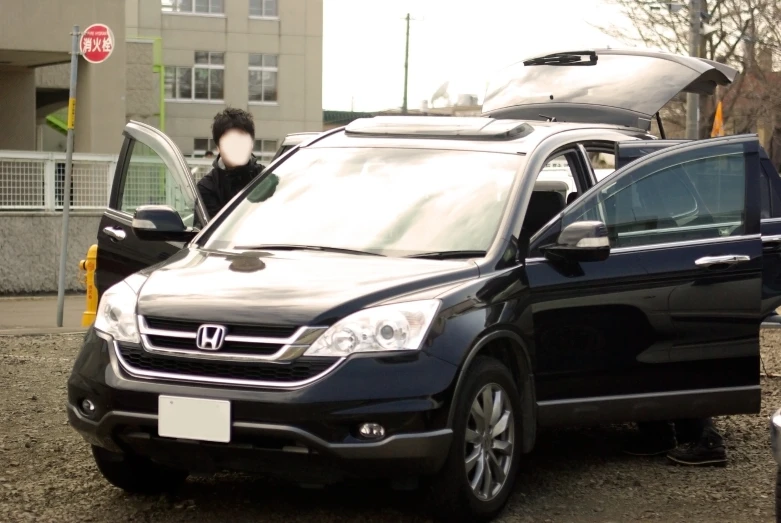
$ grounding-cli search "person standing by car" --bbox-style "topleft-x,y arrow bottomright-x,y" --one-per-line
196,108 -> 264,220
624,417 -> 727,466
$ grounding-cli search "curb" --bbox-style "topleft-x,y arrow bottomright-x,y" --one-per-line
0,327 -> 87,337
0,295 -> 86,302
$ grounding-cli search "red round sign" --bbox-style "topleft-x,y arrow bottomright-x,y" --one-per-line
79,24 -> 114,64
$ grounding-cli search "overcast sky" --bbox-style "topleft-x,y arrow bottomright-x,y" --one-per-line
322,0 -> 629,112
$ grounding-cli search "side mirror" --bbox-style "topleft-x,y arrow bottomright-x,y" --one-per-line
542,220 -> 610,263
132,205 -> 197,242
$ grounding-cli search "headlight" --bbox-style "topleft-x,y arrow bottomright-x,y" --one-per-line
94,281 -> 140,343
304,300 -> 441,357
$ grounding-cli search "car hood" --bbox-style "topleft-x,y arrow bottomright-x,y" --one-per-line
481,48 -> 738,131
135,248 -> 478,326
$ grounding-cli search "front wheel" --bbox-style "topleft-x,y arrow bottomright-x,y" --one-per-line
92,446 -> 188,495
429,356 -> 523,522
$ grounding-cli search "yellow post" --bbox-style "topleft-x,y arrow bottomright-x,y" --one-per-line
79,244 -> 99,327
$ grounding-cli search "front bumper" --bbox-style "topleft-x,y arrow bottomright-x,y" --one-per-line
67,328 -> 458,481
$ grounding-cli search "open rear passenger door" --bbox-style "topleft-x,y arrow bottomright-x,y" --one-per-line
95,121 -> 207,297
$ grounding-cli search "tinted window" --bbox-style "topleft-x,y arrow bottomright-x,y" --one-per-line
760,159 -> 781,219
563,144 -> 745,248
204,148 -> 524,256
760,167 -> 771,219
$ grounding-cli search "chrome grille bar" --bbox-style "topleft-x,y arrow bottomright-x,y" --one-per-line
136,316 -> 327,363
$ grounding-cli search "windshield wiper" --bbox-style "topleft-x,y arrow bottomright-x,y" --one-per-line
405,250 -> 487,260
523,51 -> 597,67
234,244 -> 385,256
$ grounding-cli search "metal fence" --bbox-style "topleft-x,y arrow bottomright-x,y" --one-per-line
0,150 -> 620,212
0,150 -> 213,211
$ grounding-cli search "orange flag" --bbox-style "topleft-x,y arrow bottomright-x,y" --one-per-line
711,100 -> 725,137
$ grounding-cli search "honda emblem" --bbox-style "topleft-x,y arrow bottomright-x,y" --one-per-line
195,324 -> 227,350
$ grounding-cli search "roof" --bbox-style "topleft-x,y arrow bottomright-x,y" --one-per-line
308,115 -> 651,154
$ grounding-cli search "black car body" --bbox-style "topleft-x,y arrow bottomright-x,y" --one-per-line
69,49 -> 781,522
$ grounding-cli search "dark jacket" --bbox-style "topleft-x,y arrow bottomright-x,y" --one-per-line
196,155 -> 263,220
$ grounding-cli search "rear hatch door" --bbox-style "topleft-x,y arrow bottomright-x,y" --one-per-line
482,49 -> 738,131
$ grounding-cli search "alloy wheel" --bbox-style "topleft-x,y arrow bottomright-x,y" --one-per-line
464,382 -> 515,501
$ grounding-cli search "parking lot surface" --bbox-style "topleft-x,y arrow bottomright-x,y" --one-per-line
1,332 -> 780,523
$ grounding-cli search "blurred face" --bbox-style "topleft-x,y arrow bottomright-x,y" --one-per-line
218,129 -> 253,168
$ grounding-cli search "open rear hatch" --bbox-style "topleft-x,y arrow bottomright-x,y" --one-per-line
481,49 -> 738,131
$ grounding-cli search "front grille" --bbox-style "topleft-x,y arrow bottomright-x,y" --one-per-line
145,335 -> 280,356
144,316 -> 298,339
117,343 -> 337,383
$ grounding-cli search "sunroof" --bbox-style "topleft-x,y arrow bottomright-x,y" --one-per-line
344,116 -> 533,140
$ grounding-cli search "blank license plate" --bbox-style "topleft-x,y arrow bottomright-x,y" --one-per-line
158,395 -> 231,443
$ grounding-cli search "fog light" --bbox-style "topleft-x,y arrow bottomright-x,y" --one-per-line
80,398 -> 97,418
358,422 -> 385,440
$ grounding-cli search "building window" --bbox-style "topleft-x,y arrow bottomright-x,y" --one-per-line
193,138 -> 217,157
254,139 -> 278,163
165,52 -> 225,102
248,54 -> 278,103
249,0 -> 278,17
162,0 -> 224,15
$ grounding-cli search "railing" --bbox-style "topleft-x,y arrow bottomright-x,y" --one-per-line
0,150 -> 213,211
0,150 -> 619,212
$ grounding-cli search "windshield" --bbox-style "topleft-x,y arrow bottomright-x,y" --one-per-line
203,147 -> 523,257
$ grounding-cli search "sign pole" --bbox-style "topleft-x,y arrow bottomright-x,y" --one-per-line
56,25 -> 80,327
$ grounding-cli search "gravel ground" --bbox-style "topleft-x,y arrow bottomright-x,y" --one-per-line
2,332 -> 781,523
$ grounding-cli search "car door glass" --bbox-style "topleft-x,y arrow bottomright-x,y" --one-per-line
760,167 -> 771,219
119,141 -> 197,227
564,144 -> 746,248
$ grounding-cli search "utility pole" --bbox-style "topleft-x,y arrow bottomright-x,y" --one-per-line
402,13 -> 411,115
685,0 -> 701,139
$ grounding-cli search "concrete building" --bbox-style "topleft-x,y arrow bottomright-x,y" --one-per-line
0,0 -> 127,154
0,0 -> 322,296
0,0 -> 323,162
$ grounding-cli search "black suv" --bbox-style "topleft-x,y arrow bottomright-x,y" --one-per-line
68,49 -> 781,522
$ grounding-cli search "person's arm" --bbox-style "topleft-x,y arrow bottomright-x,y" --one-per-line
196,175 -> 222,220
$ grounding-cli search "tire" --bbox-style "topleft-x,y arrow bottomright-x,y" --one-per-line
429,356 -> 523,523
776,467 -> 781,523
91,445 -> 188,495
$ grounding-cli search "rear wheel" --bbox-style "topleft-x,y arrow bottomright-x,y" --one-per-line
91,445 -> 188,495
429,356 -> 522,522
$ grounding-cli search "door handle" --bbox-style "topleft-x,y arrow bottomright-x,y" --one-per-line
763,235 -> 781,252
103,226 -> 126,241
694,254 -> 750,269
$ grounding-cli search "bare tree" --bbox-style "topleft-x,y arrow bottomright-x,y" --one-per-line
597,0 -> 781,150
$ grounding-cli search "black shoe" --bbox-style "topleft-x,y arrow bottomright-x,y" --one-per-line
622,432 -> 677,457
666,430 -> 727,467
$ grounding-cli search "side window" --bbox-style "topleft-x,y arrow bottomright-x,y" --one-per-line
760,159 -> 781,219
118,140 -> 197,227
760,167 -> 771,219
522,150 -> 588,246
585,149 -> 616,181
539,154 -> 578,202
563,145 -> 746,249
